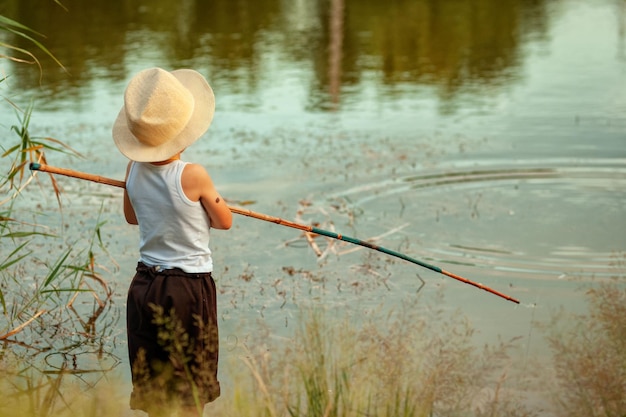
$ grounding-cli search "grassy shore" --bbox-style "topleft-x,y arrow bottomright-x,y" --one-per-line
2,267 -> 624,417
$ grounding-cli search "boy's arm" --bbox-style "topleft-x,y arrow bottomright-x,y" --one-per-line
182,163 -> 233,230
123,162 -> 138,225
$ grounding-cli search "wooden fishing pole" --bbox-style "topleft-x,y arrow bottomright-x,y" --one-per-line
29,162 -> 520,304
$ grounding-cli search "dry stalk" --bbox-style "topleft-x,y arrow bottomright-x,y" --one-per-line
0,309 -> 46,340
240,350 -> 278,417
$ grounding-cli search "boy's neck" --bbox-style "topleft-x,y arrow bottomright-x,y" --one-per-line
150,154 -> 181,166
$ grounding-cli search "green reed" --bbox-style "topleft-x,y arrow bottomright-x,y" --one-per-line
1,15 -> 119,416
1,97 -> 111,344
0,13 -> 64,73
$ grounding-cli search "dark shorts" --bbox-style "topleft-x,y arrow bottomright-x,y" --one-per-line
127,262 -> 220,413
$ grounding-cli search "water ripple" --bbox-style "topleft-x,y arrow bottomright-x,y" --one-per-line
330,158 -> 626,203
329,158 -> 626,283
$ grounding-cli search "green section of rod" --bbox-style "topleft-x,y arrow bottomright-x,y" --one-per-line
310,226 -> 443,273
311,225 -> 519,304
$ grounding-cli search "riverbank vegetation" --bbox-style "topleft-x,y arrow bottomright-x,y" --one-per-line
0,276 -> 624,417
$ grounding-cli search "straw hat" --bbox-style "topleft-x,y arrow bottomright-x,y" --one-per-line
112,67 -> 215,162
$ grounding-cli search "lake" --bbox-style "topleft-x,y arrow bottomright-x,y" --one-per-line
2,0 -> 625,414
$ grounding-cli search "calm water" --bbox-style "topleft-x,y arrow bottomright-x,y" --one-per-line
2,0 -> 625,411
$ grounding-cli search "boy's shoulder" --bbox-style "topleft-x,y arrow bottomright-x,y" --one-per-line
182,162 -> 208,176
181,162 -> 213,187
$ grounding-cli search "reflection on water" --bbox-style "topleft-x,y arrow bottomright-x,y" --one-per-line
5,0 -> 554,112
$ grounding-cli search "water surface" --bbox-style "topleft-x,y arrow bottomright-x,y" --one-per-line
2,0 -> 625,411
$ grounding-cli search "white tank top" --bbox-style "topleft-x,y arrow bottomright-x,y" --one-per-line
126,160 -> 213,273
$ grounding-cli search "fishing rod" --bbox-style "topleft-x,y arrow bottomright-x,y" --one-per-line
29,162 -> 520,304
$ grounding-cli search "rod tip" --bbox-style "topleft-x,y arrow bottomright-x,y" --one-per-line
29,162 -> 41,171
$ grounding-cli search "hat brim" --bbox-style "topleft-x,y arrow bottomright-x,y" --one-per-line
112,69 -> 215,162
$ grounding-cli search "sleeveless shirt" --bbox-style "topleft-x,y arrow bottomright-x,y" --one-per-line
126,160 -> 213,273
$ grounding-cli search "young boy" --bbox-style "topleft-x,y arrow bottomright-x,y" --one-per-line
112,67 -> 232,417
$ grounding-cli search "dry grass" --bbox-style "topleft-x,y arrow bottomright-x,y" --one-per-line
545,253 -> 626,417
1,274 -> 624,417
219,293 -> 538,417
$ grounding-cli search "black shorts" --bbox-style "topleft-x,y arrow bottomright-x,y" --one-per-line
126,262 -> 220,412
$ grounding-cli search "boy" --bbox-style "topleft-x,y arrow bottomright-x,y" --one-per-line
112,67 -> 232,417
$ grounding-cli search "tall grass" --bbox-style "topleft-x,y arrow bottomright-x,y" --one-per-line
1,94 -> 112,347
545,252 -> 626,417
0,266 -> 623,416
1,147 -> 118,416
204,277 -> 626,417
227,295 -> 538,417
